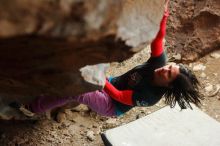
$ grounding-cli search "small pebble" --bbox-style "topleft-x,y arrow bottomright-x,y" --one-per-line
86,131 -> 95,141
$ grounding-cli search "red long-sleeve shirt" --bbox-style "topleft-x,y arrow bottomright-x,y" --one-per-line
104,80 -> 133,105
151,10 -> 169,57
104,11 -> 169,106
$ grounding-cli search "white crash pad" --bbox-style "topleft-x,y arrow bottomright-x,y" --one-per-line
101,105 -> 220,146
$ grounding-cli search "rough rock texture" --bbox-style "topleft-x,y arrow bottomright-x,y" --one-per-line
117,0 -> 164,46
0,0 -> 164,43
167,0 -> 220,61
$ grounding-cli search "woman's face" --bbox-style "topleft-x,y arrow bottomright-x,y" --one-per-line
154,63 -> 180,87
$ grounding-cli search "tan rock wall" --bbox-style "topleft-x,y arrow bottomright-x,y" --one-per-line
167,0 -> 220,61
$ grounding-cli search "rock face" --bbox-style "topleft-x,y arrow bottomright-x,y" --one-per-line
0,0 -> 164,98
0,0 -> 164,119
0,0 -> 164,42
0,0 -> 123,38
167,0 -> 220,61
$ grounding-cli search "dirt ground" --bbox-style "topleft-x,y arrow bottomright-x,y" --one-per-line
0,47 -> 219,146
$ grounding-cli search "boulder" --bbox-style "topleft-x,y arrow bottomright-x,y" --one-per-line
0,0 -> 164,119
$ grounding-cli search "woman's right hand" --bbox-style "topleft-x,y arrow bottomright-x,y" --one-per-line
164,0 -> 170,12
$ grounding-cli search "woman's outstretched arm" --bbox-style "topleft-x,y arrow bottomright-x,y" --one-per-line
150,0 -> 169,57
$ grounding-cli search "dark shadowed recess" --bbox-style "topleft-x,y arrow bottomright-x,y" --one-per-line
0,35 -> 133,99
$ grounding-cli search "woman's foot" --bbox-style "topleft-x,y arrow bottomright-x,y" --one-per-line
9,101 -> 35,117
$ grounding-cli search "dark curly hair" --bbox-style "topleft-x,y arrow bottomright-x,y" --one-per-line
164,64 -> 203,109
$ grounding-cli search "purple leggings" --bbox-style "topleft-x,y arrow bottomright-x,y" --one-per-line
30,90 -> 116,117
